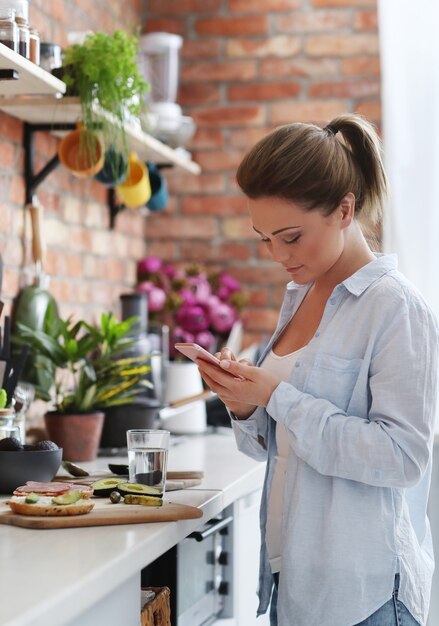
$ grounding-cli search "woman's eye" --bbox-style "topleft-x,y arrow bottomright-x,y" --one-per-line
284,235 -> 301,244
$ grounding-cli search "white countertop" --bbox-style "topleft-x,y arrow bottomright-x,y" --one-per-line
0,430 -> 266,626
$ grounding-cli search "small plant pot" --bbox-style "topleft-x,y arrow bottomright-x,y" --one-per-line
44,411 -> 105,462
58,124 -> 104,178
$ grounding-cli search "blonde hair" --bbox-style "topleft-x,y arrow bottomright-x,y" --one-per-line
236,113 -> 388,230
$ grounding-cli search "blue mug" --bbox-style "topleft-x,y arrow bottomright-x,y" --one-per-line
95,146 -> 128,187
146,163 -> 169,212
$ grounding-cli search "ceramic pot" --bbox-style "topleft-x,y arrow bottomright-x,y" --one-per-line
100,400 -> 161,449
161,361 -> 207,434
44,411 -> 105,462
58,123 -> 104,178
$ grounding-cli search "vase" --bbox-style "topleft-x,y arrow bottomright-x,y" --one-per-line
44,411 -> 105,462
161,361 -> 207,434
100,399 -> 161,450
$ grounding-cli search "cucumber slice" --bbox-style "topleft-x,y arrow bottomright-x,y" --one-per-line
25,493 -> 39,504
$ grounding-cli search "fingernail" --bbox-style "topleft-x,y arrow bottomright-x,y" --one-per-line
220,360 -> 230,369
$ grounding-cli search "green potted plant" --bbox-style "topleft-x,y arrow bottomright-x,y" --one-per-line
60,30 -> 149,170
15,312 -> 152,461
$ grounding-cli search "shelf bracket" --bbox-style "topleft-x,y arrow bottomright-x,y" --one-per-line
23,122 -> 76,204
0,69 -> 19,80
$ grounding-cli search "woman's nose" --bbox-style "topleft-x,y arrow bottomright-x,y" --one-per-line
270,241 -> 290,264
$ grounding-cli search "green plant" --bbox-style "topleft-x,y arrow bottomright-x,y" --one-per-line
15,313 -> 152,414
62,30 -> 149,156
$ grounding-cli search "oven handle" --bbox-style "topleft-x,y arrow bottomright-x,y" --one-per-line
188,516 -> 233,542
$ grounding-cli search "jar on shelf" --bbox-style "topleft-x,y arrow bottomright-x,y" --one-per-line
28,27 -> 39,64
0,408 -> 21,443
15,15 -> 29,59
39,41 -> 62,72
0,0 -> 29,21
0,8 -> 19,52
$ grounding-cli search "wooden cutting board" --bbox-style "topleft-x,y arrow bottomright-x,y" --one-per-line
0,497 -> 203,530
54,471 -> 203,492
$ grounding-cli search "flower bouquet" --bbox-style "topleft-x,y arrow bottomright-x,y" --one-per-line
136,257 -> 248,359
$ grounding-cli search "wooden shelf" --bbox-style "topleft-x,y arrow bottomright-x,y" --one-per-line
0,95 -> 201,175
0,42 -> 66,96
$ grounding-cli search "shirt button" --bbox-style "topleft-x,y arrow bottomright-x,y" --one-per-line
329,297 -> 337,305
295,362 -> 300,368
315,331 -> 320,337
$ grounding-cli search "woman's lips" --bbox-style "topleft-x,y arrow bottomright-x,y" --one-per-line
286,265 -> 304,275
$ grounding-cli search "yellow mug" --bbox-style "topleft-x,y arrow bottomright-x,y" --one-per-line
116,153 -> 151,208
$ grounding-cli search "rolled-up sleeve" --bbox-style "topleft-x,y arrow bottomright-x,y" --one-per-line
230,406 -> 268,462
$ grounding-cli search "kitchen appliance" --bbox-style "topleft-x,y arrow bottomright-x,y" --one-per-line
141,506 -> 233,626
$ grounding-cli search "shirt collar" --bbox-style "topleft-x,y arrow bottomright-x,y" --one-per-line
285,253 -> 398,297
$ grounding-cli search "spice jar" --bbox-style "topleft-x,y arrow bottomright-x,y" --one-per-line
15,15 -> 29,59
29,27 -> 40,64
0,408 -> 20,443
0,8 -> 18,52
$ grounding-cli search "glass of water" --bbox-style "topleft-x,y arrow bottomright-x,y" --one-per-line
126,429 -> 170,496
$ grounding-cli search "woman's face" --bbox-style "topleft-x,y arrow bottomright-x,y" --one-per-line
248,195 -> 353,285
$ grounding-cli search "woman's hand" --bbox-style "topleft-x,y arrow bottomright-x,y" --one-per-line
197,348 -> 281,419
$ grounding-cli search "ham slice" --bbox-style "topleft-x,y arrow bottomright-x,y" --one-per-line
13,481 -> 93,498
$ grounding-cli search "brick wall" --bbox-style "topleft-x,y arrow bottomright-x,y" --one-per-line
0,0 -> 147,323
143,0 -> 381,347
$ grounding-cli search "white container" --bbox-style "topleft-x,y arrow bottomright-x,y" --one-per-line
160,361 -> 207,434
0,0 -> 28,21
139,32 -> 183,103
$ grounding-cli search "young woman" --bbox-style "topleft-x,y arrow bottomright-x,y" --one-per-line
196,114 -> 438,626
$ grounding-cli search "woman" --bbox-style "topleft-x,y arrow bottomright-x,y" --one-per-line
196,114 -> 438,626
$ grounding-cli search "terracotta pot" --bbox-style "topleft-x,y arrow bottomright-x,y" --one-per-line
58,123 -> 104,179
44,411 -> 105,462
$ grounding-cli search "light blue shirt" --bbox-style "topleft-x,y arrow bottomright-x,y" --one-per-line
231,254 -> 438,626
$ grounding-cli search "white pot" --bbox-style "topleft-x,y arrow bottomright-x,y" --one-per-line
162,361 -> 207,434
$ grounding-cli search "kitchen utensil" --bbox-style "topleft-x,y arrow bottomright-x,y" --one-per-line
0,498 -> 202,529
11,197 -> 60,394
12,381 -> 35,441
0,315 -> 11,386
2,343 -> 30,403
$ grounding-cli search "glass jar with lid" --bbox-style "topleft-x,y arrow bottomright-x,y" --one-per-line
0,8 -> 18,52
0,407 -> 20,443
15,14 -> 29,59
29,27 -> 39,64
0,0 -> 28,21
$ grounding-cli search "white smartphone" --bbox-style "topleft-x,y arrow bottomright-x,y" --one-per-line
174,343 -> 221,366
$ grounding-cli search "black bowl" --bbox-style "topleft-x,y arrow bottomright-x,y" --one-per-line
0,449 -> 63,494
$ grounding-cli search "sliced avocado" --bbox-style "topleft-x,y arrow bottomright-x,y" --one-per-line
92,478 -> 127,497
25,493 -> 39,504
108,463 -> 129,476
62,460 -> 90,477
124,494 -> 163,507
117,482 -> 162,498
52,490 -> 81,505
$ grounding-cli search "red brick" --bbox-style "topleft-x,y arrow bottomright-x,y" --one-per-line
195,16 -> 268,36
179,241 -> 252,261
270,100 -> 346,124
147,0 -> 221,11
2,267 -> 20,299
277,11 -> 351,32
260,57 -> 338,79
0,143 -> 16,169
309,79 -> 380,98
167,171 -> 225,194
229,127 -> 272,149
355,101 -> 381,121
181,196 -> 247,215
341,56 -> 380,76
230,265 -> 287,285
221,216 -> 257,239
190,129 -> 225,149
181,60 -> 257,82
65,253 -> 84,278
145,216 -> 218,239
143,18 -> 186,35
305,34 -> 379,56
228,82 -> 301,101
143,241 -> 178,259
227,35 -> 301,58
178,84 -> 221,106
312,0 -> 376,5
243,309 -> 280,332
193,106 -> 265,128
247,288 -> 269,307
196,151 -> 243,172
230,0 -> 301,11
0,113 -> 21,143
181,39 -> 222,59
9,175 -> 25,205
354,10 -> 378,30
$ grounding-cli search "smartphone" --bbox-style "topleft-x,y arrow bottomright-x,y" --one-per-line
174,343 -> 221,366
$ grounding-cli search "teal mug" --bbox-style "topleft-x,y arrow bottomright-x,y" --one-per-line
146,163 -> 169,212
95,146 -> 128,187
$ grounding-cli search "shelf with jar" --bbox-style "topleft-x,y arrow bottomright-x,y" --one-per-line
0,41 -> 65,96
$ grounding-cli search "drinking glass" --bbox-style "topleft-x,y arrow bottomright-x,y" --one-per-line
126,429 -> 170,496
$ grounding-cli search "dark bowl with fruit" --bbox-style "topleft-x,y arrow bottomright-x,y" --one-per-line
0,438 -> 63,494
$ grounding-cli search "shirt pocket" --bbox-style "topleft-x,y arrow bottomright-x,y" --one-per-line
304,353 -> 363,413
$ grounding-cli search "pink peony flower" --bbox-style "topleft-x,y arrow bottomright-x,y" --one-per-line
195,330 -> 216,352
188,274 -> 211,302
137,256 -> 162,276
210,302 -> 236,334
176,303 -> 210,334
147,286 -> 166,312
219,273 -> 241,293
178,288 -> 197,307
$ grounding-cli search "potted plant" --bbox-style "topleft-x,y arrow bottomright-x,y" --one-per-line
60,30 -> 149,170
14,312 -> 152,461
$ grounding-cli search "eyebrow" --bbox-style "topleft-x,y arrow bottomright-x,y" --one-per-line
252,225 -> 301,236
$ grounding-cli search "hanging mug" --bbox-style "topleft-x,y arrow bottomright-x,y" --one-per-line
58,122 -> 104,178
116,153 -> 151,208
94,145 -> 128,187
146,163 -> 169,212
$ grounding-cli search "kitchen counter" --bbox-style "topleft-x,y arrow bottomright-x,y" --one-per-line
0,429 -> 266,626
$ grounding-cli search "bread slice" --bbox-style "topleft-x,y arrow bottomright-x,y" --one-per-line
7,496 -> 95,517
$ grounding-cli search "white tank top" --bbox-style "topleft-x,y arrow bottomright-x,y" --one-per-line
261,345 -> 306,573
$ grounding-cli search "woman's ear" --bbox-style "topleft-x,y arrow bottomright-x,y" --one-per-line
339,192 -> 356,229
